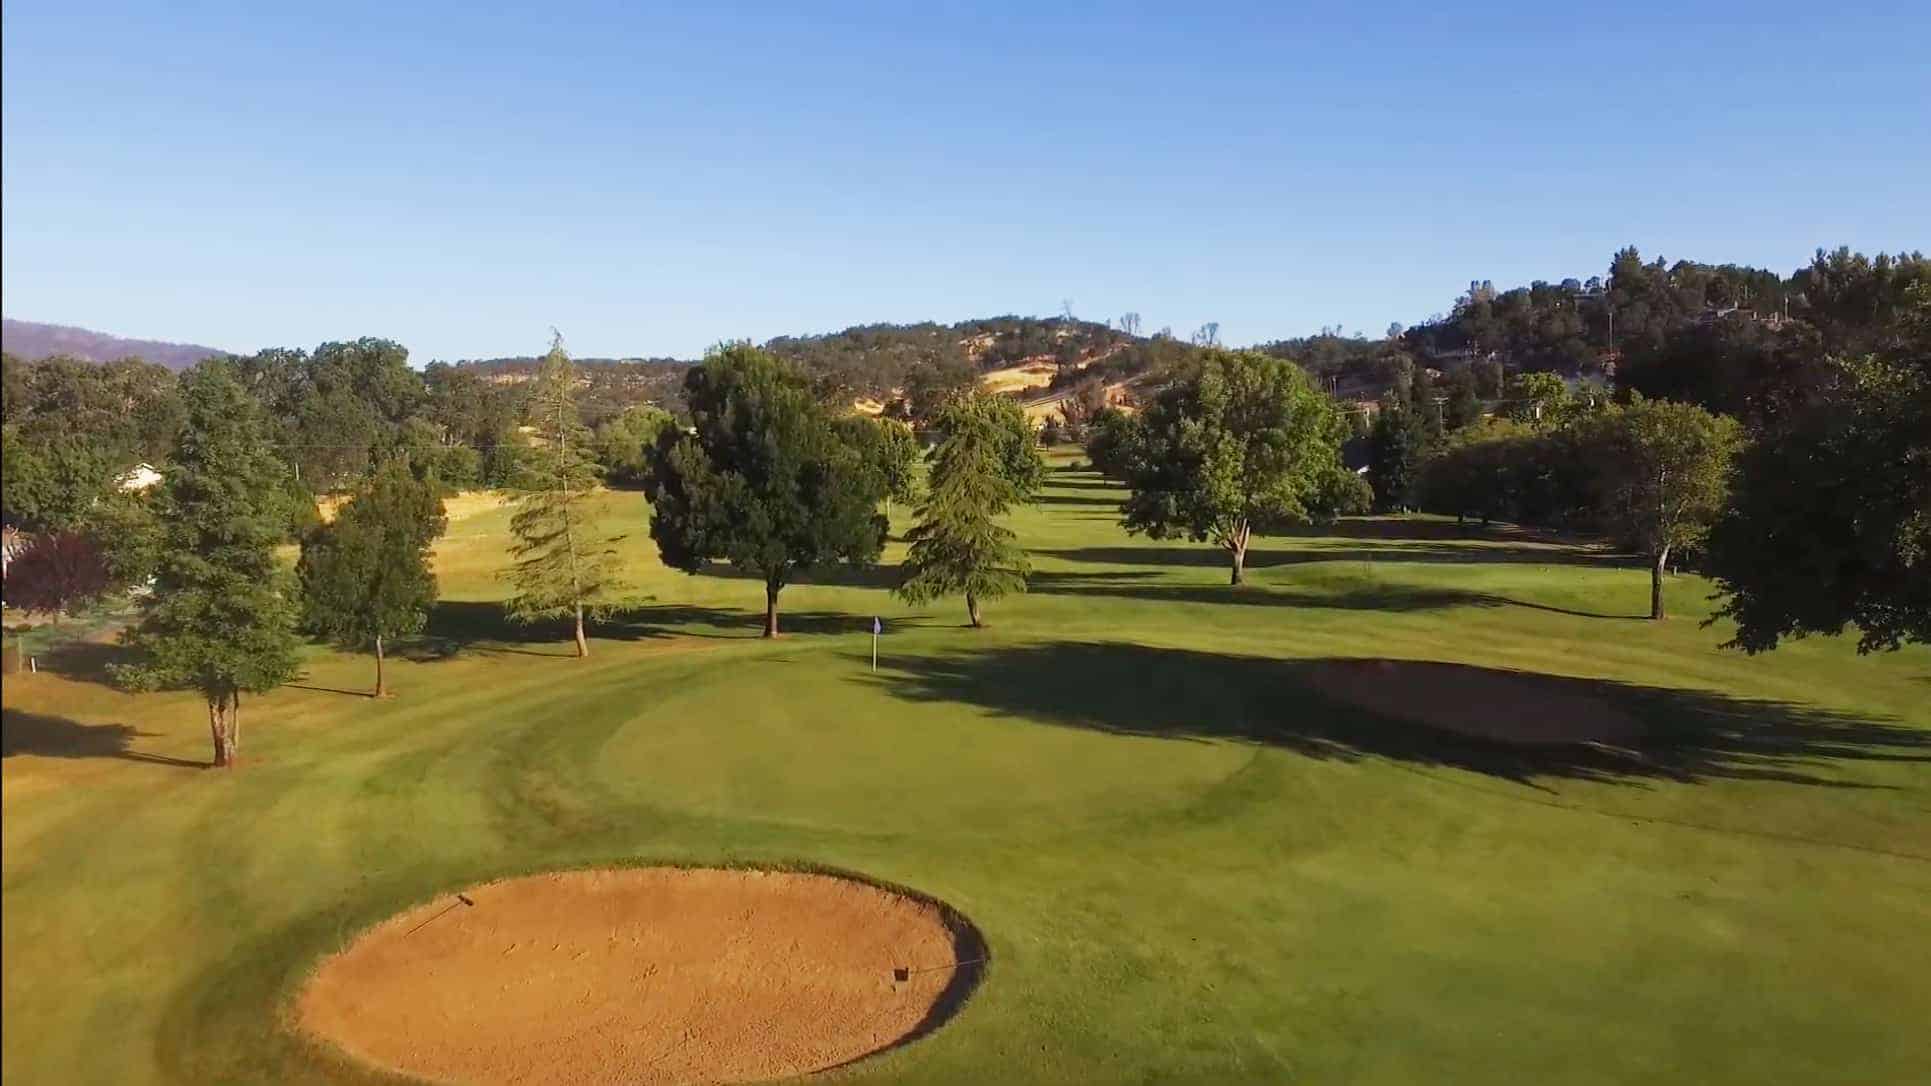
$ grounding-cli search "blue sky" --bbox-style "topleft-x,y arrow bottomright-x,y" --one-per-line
4,2 -> 1926,362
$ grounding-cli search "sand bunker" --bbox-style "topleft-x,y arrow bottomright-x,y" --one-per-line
1302,659 -> 1645,746
298,868 -> 981,1085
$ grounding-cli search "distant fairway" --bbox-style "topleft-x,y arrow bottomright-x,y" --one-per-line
4,454 -> 1929,1083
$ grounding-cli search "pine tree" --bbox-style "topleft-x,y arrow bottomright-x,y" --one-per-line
112,361 -> 301,768
504,336 -> 626,657
896,404 -> 1030,627
298,457 -> 447,695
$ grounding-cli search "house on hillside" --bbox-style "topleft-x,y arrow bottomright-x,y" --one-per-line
117,463 -> 163,492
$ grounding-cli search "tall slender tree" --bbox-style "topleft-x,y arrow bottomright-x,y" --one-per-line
504,336 -> 626,657
896,401 -> 1030,626
112,361 -> 301,768
298,458 -> 447,695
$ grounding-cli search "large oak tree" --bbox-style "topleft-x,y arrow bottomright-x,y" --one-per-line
1117,349 -> 1348,584
646,344 -> 886,636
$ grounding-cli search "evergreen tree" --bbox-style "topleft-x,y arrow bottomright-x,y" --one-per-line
112,361 -> 301,768
896,402 -> 1030,626
298,458 -> 447,695
936,391 -> 1047,499
646,344 -> 886,637
504,336 -> 626,657
1367,396 -> 1425,512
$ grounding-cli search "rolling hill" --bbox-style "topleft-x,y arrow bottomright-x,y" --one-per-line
1,319 -> 227,370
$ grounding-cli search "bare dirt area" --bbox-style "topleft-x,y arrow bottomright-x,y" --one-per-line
1302,659 -> 1647,746
298,867 -> 981,1086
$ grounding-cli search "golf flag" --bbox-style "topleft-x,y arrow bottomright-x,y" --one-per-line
871,617 -> 881,671
873,616 -> 882,635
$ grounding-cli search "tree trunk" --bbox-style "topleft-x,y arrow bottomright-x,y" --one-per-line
763,580 -> 781,638
1650,547 -> 1669,621
1228,520 -> 1250,586
207,698 -> 231,768
373,634 -> 386,697
230,691 -> 241,763
573,604 -> 589,658
966,591 -> 982,628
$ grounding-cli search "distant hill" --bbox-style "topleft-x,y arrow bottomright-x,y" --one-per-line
1,319 -> 227,370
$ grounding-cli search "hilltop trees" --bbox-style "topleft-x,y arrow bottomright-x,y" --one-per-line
646,344 -> 887,636
1588,399 -> 1741,620
298,458 -> 447,695
113,362 -> 301,768
1116,349 -> 1347,584
896,397 -> 1031,627
504,337 -> 627,658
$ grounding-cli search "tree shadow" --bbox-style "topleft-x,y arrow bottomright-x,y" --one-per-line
1037,493 -> 1122,509
406,599 -> 893,659
1039,541 -> 1624,571
0,710 -> 207,768
863,642 -> 1931,791
282,683 -> 376,698
1029,571 -> 1505,613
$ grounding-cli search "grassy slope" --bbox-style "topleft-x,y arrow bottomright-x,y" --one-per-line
4,459 -> 1928,1084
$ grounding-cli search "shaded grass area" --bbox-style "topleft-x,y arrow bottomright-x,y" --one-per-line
4,465 -> 1930,1084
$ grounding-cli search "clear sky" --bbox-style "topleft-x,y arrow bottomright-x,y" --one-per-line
4,2 -> 1926,362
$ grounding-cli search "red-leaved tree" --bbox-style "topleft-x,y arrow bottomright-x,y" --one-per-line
2,531 -> 112,620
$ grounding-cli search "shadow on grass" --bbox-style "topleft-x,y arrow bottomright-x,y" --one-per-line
863,642 -> 1931,790
0,710 -> 207,768
1028,571 -> 1644,619
1039,541 -> 1625,571
404,599 -> 891,660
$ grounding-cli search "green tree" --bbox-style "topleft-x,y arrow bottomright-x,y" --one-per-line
1444,368 -> 1484,430
591,403 -> 675,488
1503,372 -> 1572,428
504,337 -> 627,657
1119,349 -> 1345,584
646,344 -> 887,637
1589,398 -> 1742,620
1366,396 -> 1425,512
298,458 -> 447,695
1082,408 -> 1143,480
112,362 -> 301,768
896,401 -> 1030,626
1708,290 -> 1930,652
0,428 -> 114,532
939,391 -> 1047,500
837,415 -> 922,512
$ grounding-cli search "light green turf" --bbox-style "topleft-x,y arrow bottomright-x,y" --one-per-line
5,457 -> 1928,1084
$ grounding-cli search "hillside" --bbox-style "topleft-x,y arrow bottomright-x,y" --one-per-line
0,319 -> 226,370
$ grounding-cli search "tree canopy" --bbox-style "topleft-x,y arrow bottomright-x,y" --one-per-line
645,344 -> 887,636
298,457 -> 447,695
1708,286 -> 1931,652
1116,349 -> 1347,583
1588,398 -> 1742,620
112,361 -> 302,767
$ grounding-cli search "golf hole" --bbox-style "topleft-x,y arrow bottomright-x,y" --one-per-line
297,867 -> 986,1085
